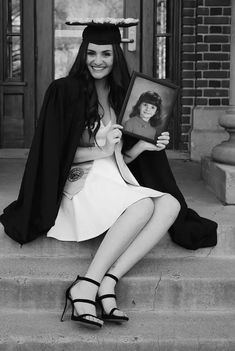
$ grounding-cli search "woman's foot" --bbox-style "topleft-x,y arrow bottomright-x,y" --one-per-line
98,274 -> 128,320
70,277 -> 104,326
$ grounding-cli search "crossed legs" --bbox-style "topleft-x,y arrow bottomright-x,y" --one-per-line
70,194 -> 180,323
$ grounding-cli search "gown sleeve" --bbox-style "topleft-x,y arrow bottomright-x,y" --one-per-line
122,135 -> 217,250
0,78 -> 83,244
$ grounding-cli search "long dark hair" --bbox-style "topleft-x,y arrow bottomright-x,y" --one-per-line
68,41 -> 130,139
129,91 -> 162,127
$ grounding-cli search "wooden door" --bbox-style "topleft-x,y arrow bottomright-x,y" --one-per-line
0,0 -> 35,148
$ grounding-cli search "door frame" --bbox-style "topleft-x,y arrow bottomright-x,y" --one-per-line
141,0 -> 182,150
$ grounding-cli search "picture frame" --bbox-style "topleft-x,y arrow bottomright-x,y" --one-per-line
118,71 -> 179,144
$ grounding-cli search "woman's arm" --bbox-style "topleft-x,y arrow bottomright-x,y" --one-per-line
73,144 -> 110,163
73,124 -> 123,163
123,132 -> 170,164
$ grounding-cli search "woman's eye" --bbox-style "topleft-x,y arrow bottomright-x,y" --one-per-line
103,52 -> 112,57
87,51 -> 95,56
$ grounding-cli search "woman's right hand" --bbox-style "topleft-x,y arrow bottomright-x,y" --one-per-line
103,124 -> 123,155
137,132 -> 170,152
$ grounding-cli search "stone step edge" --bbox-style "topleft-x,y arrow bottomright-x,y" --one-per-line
2,274 -> 235,283
1,256 -> 235,279
1,307 -> 234,314
0,310 -> 234,345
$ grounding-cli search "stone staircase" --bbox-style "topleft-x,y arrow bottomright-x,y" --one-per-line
0,158 -> 235,350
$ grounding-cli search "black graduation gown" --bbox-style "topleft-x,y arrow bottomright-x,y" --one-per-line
0,76 -> 217,249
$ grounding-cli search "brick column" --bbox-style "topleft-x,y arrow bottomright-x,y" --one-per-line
211,0 -> 235,165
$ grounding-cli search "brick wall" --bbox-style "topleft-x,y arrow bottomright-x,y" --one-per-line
180,0 -> 231,152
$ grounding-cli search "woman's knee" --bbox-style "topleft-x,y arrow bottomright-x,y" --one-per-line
159,194 -> 181,216
130,197 -> 154,221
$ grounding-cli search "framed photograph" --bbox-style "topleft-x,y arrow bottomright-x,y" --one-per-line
118,71 -> 179,144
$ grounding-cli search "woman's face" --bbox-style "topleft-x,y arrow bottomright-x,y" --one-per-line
139,102 -> 158,121
86,43 -> 114,80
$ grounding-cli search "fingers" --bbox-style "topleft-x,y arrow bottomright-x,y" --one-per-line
158,135 -> 170,140
110,124 -> 123,130
156,143 -> 166,150
157,131 -> 170,147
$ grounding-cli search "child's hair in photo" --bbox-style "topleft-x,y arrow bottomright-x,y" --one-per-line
129,91 -> 162,127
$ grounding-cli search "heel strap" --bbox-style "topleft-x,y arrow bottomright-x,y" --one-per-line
72,298 -> 97,306
105,273 -> 119,283
98,294 -> 116,301
77,275 -> 100,287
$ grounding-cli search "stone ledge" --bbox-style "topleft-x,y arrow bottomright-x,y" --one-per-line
0,310 -> 235,351
202,157 -> 235,205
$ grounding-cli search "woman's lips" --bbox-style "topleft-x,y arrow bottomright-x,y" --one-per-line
91,66 -> 106,71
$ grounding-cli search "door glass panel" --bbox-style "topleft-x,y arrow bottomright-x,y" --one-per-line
54,0 -> 124,79
156,0 -> 167,34
155,0 -> 168,79
7,0 -> 21,33
6,35 -> 22,80
156,37 -> 166,79
5,0 -> 22,81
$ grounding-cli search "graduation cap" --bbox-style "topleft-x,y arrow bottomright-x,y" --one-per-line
65,17 -> 139,45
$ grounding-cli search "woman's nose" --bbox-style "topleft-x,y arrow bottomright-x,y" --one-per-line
94,54 -> 102,65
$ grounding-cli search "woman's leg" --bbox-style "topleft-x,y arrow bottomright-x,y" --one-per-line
98,194 -> 180,315
70,197 -> 154,322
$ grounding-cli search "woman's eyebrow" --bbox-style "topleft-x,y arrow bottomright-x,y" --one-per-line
87,50 -> 112,53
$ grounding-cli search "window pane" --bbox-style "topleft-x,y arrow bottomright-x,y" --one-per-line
155,37 -> 166,79
54,0 -> 124,79
7,0 -> 21,33
6,36 -> 22,80
156,0 -> 167,34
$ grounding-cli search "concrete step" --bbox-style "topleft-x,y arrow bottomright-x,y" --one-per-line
1,256 -> 235,312
0,310 -> 234,350
1,223 -> 235,258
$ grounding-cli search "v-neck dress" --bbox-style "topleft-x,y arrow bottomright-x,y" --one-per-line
47,121 -> 164,242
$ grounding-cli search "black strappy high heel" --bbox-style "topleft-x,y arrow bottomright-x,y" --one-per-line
97,273 -> 129,322
61,275 -> 103,328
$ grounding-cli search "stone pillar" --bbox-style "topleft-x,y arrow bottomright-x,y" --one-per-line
201,2 -> 235,204
211,1 -> 235,166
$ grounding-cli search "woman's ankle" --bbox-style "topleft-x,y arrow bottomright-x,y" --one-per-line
71,279 -> 98,299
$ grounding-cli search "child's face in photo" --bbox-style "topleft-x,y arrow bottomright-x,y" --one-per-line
139,102 -> 158,121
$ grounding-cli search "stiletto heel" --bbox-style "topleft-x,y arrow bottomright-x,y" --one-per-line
61,294 -> 69,322
60,275 -> 103,328
97,273 -> 129,322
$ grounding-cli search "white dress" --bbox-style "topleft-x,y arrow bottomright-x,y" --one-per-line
47,121 -> 164,242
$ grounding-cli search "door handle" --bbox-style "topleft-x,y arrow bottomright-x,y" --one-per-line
121,26 -> 137,52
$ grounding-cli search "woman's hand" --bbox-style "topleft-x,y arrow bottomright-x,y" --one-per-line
138,131 -> 170,152
123,131 -> 170,164
103,124 -> 123,155
156,131 -> 170,151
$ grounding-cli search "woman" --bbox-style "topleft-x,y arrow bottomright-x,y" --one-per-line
0,20 -> 217,329
52,22 -> 180,328
124,91 -> 162,139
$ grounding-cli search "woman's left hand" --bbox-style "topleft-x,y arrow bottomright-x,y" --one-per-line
155,131 -> 170,151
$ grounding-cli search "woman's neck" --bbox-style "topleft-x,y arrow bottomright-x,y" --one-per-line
95,78 -> 109,96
